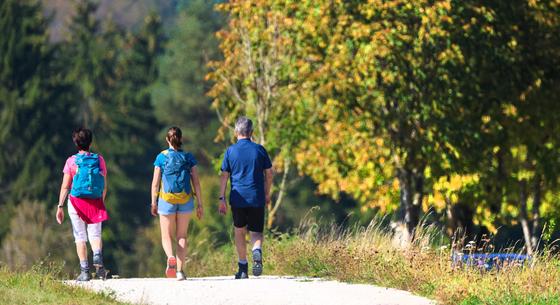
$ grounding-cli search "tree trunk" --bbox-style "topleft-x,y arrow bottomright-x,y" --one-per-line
518,180 -> 534,255
267,157 -> 290,229
409,173 -> 423,232
256,106 -> 266,145
394,168 -> 422,246
445,197 -> 455,237
531,175 -> 542,249
446,200 -> 475,239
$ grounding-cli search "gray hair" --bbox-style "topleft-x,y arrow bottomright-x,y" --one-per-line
235,116 -> 253,137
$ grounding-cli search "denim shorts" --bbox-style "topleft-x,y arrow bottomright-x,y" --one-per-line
158,197 -> 194,215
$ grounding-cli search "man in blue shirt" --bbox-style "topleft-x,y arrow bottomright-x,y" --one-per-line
219,117 -> 273,279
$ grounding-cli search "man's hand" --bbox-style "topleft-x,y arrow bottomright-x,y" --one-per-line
265,194 -> 272,206
56,207 -> 64,224
219,200 -> 227,215
150,204 -> 158,217
196,205 -> 204,219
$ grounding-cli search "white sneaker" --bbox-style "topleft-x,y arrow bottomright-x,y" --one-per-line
176,271 -> 186,281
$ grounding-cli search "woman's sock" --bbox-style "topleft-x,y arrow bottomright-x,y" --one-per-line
80,260 -> 89,271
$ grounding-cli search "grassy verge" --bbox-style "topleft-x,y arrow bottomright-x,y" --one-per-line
0,265 -> 128,305
186,221 -> 560,305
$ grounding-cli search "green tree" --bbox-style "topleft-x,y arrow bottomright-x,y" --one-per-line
2,201 -> 74,271
208,0 -> 310,228
464,0 -> 560,254
100,13 -> 165,274
61,0 -> 164,274
152,0 -> 224,164
290,0 -> 488,243
0,0 -> 72,239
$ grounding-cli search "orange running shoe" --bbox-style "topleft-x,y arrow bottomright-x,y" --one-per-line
165,256 -> 177,278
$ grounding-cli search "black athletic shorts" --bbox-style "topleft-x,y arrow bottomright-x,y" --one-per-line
231,206 -> 265,233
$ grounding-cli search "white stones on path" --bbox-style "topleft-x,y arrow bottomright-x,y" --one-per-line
70,276 -> 436,305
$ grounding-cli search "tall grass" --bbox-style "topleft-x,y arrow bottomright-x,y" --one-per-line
186,216 -> 560,305
0,261 -> 128,305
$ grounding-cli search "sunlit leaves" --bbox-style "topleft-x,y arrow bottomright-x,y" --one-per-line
209,0 -> 560,240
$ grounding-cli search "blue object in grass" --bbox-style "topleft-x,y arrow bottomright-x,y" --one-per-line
451,253 -> 531,271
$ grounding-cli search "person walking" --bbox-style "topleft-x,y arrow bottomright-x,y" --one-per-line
56,127 -> 109,281
219,117 -> 273,279
151,126 -> 204,280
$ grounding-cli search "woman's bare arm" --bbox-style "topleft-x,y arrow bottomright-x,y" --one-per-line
58,174 -> 72,206
191,166 -> 203,206
151,167 -> 161,206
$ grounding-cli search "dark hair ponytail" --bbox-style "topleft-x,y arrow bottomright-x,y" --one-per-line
166,127 -> 182,150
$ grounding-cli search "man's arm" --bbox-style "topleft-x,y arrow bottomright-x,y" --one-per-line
264,168 -> 273,205
219,171 -> 230,215
220,171 -> 230,199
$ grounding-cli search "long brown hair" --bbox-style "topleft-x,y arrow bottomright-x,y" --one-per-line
166,127 -> 182,150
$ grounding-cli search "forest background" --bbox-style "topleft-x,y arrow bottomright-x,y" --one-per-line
1,0 -> 559,278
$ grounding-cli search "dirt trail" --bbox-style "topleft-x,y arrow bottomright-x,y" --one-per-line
71,276 -> 436,305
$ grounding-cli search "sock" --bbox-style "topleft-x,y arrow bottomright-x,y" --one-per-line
238,259 -> 248,265
80,260 -> 89,270
94,249 -> 102,256
252,245 -> 262,252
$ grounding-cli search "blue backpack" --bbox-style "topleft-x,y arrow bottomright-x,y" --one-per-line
160,150 -> 192,204
70,153 -> 104,199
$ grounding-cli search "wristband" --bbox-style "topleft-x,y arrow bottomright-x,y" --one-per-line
219,196 -> 225,201
57,204 -> 64,208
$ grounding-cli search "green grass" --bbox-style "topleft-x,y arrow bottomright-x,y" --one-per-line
3,220 -> 557,305
0,266 -> 128,305
186,221 -> 560,305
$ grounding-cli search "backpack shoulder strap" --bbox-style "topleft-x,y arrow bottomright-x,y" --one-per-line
74,153 -> 83,163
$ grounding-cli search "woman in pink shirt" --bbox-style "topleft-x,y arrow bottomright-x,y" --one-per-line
56,128 -> 108,281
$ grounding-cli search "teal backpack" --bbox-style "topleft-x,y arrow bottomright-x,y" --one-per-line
70,153 -> 104,199
160,150 -> 192,204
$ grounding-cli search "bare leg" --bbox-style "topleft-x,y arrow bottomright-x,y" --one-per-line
90,238 -> 102,252
76,242 -> 88,261
159,214 -> 176,258
250,231 -> 263,250
87,222 -> 102,253
250,231 -> 264,276
234,226 -> 247,261
175,213 -> 192,271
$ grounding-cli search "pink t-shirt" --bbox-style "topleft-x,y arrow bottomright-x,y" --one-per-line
63,153 -> 107,180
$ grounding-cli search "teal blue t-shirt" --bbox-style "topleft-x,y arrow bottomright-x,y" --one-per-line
220,139 -> 272,208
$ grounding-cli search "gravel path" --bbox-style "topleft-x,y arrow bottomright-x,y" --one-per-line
70,276 -> 436,305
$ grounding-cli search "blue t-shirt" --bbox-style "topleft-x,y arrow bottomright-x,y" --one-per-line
221,138 -> 272,208
154,148 -> 197,203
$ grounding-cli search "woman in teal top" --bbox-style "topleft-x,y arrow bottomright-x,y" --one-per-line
151,127 -> 204,280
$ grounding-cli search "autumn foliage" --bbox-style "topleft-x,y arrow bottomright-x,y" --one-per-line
210,0 -> 560,250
